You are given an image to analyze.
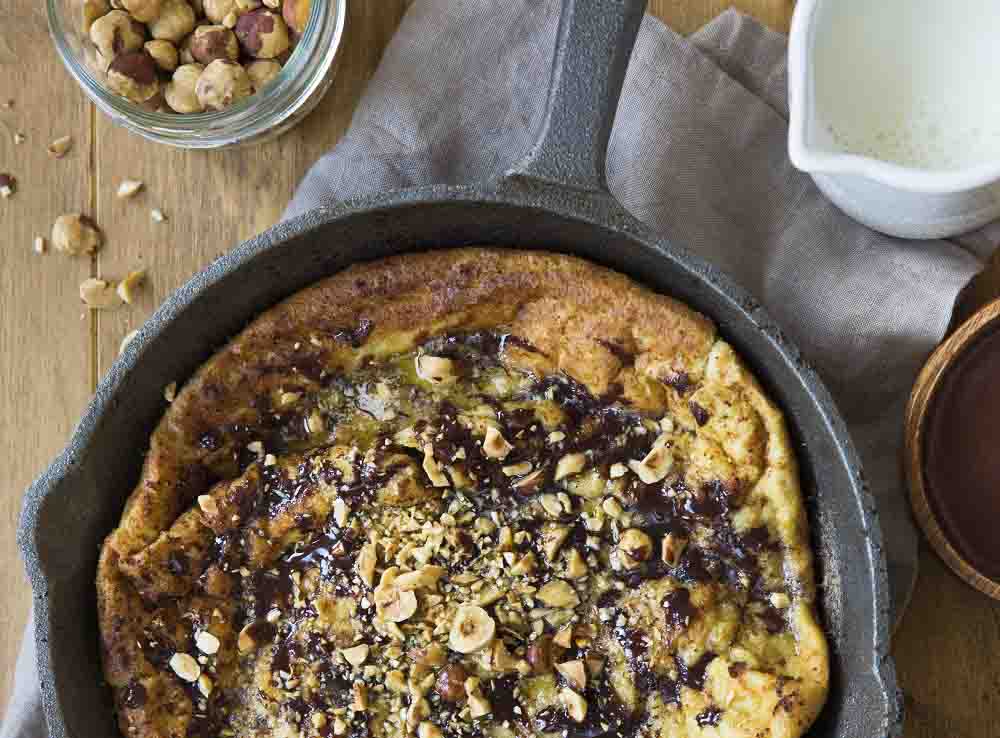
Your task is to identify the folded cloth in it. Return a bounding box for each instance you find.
[5,3,988,736]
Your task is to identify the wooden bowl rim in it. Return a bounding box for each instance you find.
[905,297,1000,600]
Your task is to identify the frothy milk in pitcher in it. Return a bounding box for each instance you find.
[813,0,1000,170]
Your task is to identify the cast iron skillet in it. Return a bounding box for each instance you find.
[19,1,901,737]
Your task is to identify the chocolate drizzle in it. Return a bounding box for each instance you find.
[696,707,723,727]
[663,588,697,630]
[331,319,373,348]
[130,329,800,738]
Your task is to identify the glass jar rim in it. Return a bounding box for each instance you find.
[48,0,346,147]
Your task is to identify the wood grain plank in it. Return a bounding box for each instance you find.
[649,0,793,34]
[894,548,1000,738]
[0,0,94,712]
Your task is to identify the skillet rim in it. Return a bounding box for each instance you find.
[18,179,901,738]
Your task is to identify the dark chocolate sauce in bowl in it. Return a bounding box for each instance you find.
[924,326,1000,582]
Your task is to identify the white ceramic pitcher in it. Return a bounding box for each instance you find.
[788,0,1000,239]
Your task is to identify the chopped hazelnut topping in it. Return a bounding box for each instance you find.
[482,426,513,459]
[341,644,369,667]
[536,579,580,608]
[628,435,674,484]
[197,494,219,517]
[375,585,418,623]
[556,659,587,690]
[194,630,221,655]
[561,688,588,723]
[553,624,574,648]
[619,528,653,569]
[415,354,456,384]
[770,592,791,609]
[502,461,532,477]
[543,525,571,561]
[197,674,214,698]
[422,444,450,487]
[554,452,586,480]
[169,653,201,682]
[661,532,687,567]
[448,605,495,654]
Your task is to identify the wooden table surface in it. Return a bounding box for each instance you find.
[2,1,998,735]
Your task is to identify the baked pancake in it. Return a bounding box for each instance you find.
[97,249,829,738]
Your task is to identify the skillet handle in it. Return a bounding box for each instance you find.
[506,0,648,194]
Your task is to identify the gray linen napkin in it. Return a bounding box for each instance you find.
[5,3,988,736]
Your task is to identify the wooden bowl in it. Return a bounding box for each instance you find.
[905,297,1000,599]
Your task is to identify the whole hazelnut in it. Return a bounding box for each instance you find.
[144,39,179,71]
[82,0,111,33]
[282,0,309,35]
[89,9,146,59]
[246,59,281,91]
[106,51,161,103]
[189,25,239,64]
[178,34,196,64]
[165,63,205,113]
[526,635,554,674]
[52,214,103,255]
[195,59,252,110]
[435,664,467,703]
[235,9,289,59]
[202,0,236,24]
[148,0,196,42]
[120,0,162,22]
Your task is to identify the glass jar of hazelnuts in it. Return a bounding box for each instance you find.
[48,0,345,148]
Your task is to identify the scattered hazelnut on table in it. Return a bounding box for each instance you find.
[80,278,121,309]
[117,269,146,303]
[189,25,239,64]
[0,174,15,199]
[144,39,179,72]
[52,214,103,255]
[165,63,205,112]
[235,9,289,58]
[90,10,146,60]
[246,59,281,91]
[282,0,308,35]
[195,59,252,110]
[116,179,145,198]
[148,0,196,42]
[107,51,161,103]
[47,135,74,158]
